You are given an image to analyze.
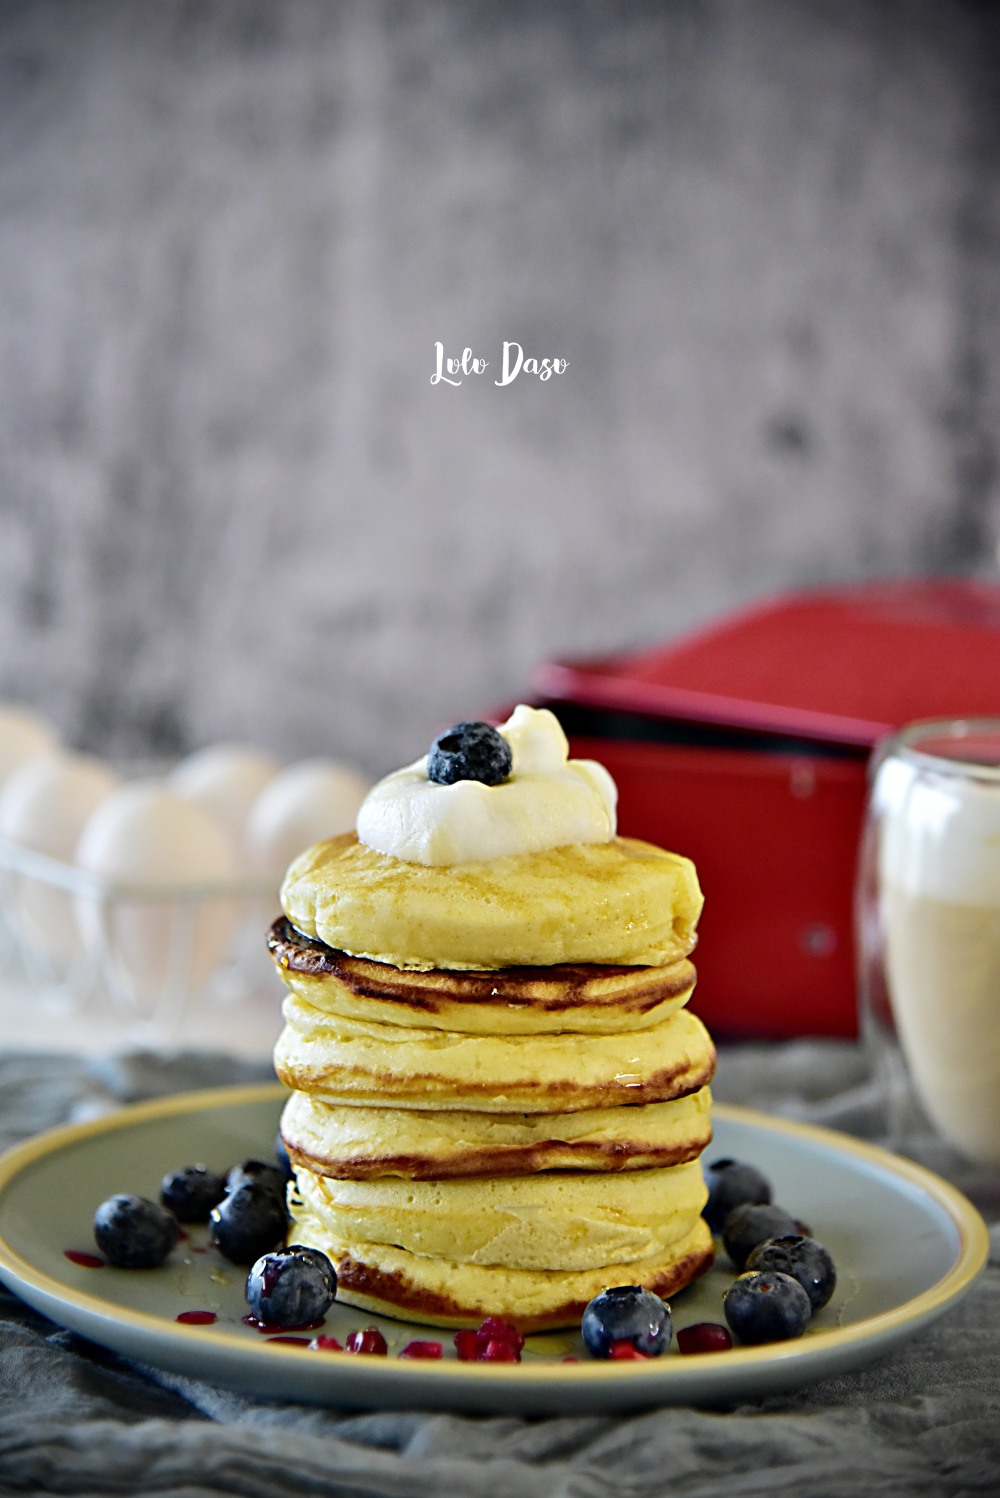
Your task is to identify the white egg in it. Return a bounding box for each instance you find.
[74,783,240,1018]
[167,743,281,845]
[0,703,60,787]
[0,751,120,965]
[245,758,372,877]
[0,751,119,857]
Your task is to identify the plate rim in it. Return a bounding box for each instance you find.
[0,1084,990,1392]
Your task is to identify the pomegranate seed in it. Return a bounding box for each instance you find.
[677,1322,733,1356]
[562,1356,580,1364]
[453,1319,524,1362]
[453,1329,480,1362]
[478,1316,523,1347]
[480,1337,520,1363]
[308,1334,344,1352]
[63,1251,104,1269]
[398,1340,443,1359]
[608,1340,651,1360]
[346,1327,388,1356]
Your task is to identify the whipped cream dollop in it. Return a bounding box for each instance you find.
[356,704,617,865]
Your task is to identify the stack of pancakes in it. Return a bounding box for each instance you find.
[269,829,716,1332]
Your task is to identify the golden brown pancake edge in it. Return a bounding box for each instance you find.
[310,1222,715,1332]
[279,1087,714,1180]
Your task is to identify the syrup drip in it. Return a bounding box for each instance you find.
[176,1310,218,1326]
[64,1250,104,1269]
[242,1314,326,1334]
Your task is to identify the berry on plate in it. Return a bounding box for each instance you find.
[274,1133,293,1180]
[210,1181,289,1265]
[454,1317,525,1363]
[722,1202,798,1270]
[746,1234,837,1312]
[702,1157,772,1234]
[346,1327,388,1356]
[723,1270,812,1344]
[225,1158,288,1200]
[245,1245,337,1327]
[581,1285,672,1359]
[676,1322,733,1355]
[93,1194,180,1269]
[160,1164,226,1224]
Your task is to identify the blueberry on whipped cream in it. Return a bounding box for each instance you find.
[355,704,617,866]
[427,721,513,786]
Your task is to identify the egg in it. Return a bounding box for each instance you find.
[0,751,120,965]
[167,743,281,846]
[245,758,372,878]
[74,782,240,1018]
[0,703,60,787]
[0,750,120,858]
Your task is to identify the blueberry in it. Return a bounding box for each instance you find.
[746,1234,837,1312]
[210,1181,289,1265]
[723,1202,798,1270]
[274,1133,293,1180]
[723,1270,812,1344]
[94,1194,180,1269]
[225,1158,287,1201]
[160,1164,226,1224]
[426,722,512,787]
[245,1245,337,1327]
[580,1285,672,1359]
[702,1157,772,1234]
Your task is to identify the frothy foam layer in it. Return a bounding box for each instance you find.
[356,705,616,865]
[875,746,1000,1163]
[877,755,1000,906]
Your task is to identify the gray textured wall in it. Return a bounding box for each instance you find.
[1,0,998,774]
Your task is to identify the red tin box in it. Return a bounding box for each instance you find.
[532,579,1000,1041]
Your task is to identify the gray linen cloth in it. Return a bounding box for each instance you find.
[1,1044,998,1498]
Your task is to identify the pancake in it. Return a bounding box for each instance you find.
[287,1209,714,1331]
[294,1157,707,1271]
[279,1085,713,1179]
[268,917,697,1035]
[280,831,703,970]
[271,708,717,1332]
[273,997,716,1112]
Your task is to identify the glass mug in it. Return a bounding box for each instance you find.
[857,719,1000,1168]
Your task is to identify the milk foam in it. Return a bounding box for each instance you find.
[356,704,617,865]
[874,748,1000,1163]
[876,755,1000,906]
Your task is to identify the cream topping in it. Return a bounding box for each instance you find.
[355,704,617,865]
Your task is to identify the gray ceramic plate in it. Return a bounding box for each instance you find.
[0,1085,988,1414]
